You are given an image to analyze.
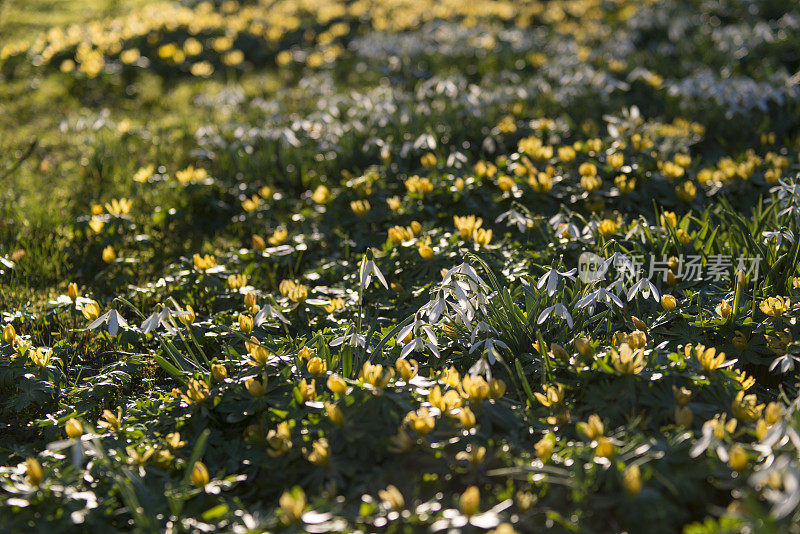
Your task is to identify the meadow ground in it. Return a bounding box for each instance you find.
[2,0,800,532]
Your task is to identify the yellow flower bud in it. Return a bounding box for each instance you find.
[252,234,266,251]
[190,461,209,487]
[675,405,693,427]
[378,485,405,510]
[102,245,116,263]
[25,458,43,486]
[68,282,79,301]
[489,379,506,399]
[622,465,642,495]
[395,358,418,382]
[245,377,267,397]
[325,403,344,426]
[211,363,227,381]
[307,357,327,376]
[65,418,83,439]
[728,445,748,471]
[595,437,615,459]
[661,295,677,310]
[327,374,347,395]
[460,486,480,516]
[3,324,16,344]
[238,313,253,334]
[82,300,100,322]
[279,488,306,523]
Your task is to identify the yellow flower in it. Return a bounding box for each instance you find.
[193,253,216,272]
[395,358,418,382]
[268,228,288,246]
[104,198,132,216]
[728,445,748,471]
[297,378,316,402]
[661,295,677,310]
[406,407,435,435]
[176,165,207,185]
[166,432,187,450]
[420,152,437,168]
[387,196,402,212]
[182,379,210,404]
[731,390,764,423]
[660,211,677,228]
[765,402,784,425]
[324,297,345,314]
[405,175,434,194]
[246,336,270,366]
[489,379,506,399]
[102,245,116,263]
[325,403,344,426]
[418,242,434,260]
[454,215,483,239]
[98,407,122,431]
[455,406,476,429]
[307,357,326,376]
[715,301,732,319]
[350,199,371,216]
[732,330,748,351]
[311,185,331,204]
[190,461,209,488]
[456,445,486,466]
[535,435,555,462]
[378,485,405,510]
[760,296,790,317]
[305,438,330,465]
[279,488,306,523]
[267,422,293,457]
[327,374,347,395]
[672,385,692,406]
[68,282,79,301]
[89,217,105,233]
[211,363,227,381]
[238,313,253,334]
[597,218,618,236]
[675,405,693,427]
[3,323,16,344]
[534,383,565,407]
[460,486,480,516]
[473,228,492,246]
[687,344,726,372]
[25,458,43,486]
[577,414,604,440]
[31,347,52,368]
[622,465,642,495]
[607,152,624,168]
[245,377,268,397]
[360,361,394,388]
[428,385,462,412]
[610,343,645,374]
[579,162,597,177]
[595,437,615,459]
[497,175,516,191]
[252,234,266,251]
[676,181,697,201]
[462,375,490,401]
[65,418,83,439]
[287,283,308,303]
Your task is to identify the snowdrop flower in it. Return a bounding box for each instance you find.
[359,252,389,291]
[537,267,577,297]
[537,303,574,329]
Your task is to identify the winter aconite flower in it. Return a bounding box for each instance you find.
[190,461,209,488]
[280,488,306,523]
[25,458,43,486]
[610,343,645,375]
[65,418,83,439]
[460,486,480,516]
[378,485,405,510]
[760,296,790,317]
[622,465,642,495]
